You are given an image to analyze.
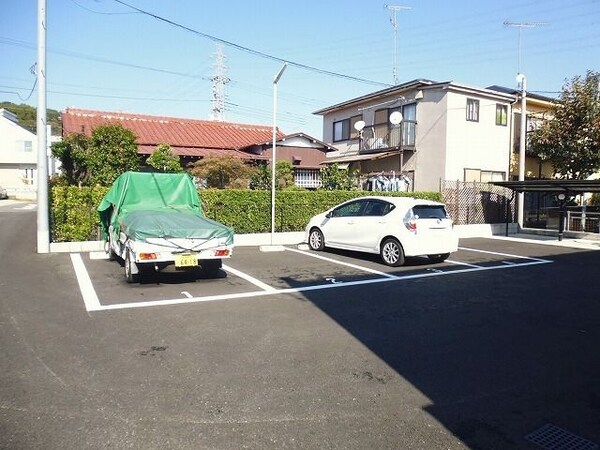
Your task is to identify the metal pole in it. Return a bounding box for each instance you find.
[517,73,527,228]
[37,0,49,253]
[271,63,287,245]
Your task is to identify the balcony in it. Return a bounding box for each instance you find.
[359,121,416,153]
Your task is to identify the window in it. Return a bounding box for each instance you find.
[495,104,507,126]
[332,200,365,217]
[333,115,362,142]
[294,169,321,188]
[464,168,505,182]
[466,99,479,122]
[412,205,449,220]
[364,200,394,217]
[16,140,33,152]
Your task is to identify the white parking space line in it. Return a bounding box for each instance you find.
[446,259,482,268]
[459,246,552,263]
[285,247,399,279]
[70,253,102,312]
[72,246,554,313]
[222,264,277,292]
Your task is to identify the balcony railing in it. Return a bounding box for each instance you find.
[359,121,416,152]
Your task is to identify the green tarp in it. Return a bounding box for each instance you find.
[98,171,233,244]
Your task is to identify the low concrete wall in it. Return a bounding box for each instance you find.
[454,222,519,238]
[49,224,517,253]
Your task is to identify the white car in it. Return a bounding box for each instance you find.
[305,196,458,266]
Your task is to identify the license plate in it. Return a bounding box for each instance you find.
[175,253,198,267]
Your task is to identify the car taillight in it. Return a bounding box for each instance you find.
[404,219,417,233]
[214,249,230,257]
[139,253,157,260]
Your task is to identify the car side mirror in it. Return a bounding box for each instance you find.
[326,211,333,218]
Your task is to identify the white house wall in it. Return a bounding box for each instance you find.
[444,91,511,184]
[408,89,449,191]
[0,115,38,197]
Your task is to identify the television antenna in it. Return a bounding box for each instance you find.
[503,20,549,74]
[385,4,411,85]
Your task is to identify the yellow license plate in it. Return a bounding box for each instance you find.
[175,253,198,267]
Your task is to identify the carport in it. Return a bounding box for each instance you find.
[492,179,600,241]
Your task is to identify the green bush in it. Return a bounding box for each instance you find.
[50,186,442,242]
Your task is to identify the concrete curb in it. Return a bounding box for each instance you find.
[47,223,600,253]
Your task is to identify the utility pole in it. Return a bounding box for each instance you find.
[385,4,411,85]
[503,20,548,74]
[37,0,49,253]
[504,20,547,228]
[210,44,230,121]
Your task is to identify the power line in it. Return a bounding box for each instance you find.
[112,0,391,88]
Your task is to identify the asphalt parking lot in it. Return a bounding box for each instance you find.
[2,206,599,450]
[75,242,555,313]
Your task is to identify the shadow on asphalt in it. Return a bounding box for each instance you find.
[283,248,600,449]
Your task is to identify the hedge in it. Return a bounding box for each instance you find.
[50,186,442,242]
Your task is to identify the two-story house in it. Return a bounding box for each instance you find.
[0,108,38,198]
[315,79,521,192]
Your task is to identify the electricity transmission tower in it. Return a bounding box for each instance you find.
[503,20,549,74]
[210,44,230,121]
[385,4,411,85]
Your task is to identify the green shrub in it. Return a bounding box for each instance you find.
[50,186,442,242]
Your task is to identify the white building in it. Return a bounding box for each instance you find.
[314,79,520,192]
[0,109,38,199]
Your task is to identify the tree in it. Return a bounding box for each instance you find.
[528,70,600,179]
[0,101,61,135]
[248,161,296,190]
[51,132,91,186]
[86,124,140,186]
[320,163,359,190]
[146,143,183,173]
[249,164,271,190]
[190,155,252,189]
[275,160,295,189]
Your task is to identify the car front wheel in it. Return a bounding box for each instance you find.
[380,237,405,267]
[308,228,325,251]
[125,250,140,283]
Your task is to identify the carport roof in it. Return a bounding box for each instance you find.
[492,179,600,193]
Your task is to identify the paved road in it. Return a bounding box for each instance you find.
[1,205,599,449]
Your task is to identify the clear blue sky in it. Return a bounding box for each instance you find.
[1,0,598,138]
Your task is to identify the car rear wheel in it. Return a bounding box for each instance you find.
[427,253,450,263]
[202,259,222,278]
[380,237,405,267]
[125,250,139,283]
[308,228,325,251]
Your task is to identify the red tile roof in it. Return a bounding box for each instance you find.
[61,108,283,156]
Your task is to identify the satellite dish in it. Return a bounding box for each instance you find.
[389,111,403,125]
[354,120,365,131]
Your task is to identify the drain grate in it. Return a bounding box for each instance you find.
[526,423,598,450]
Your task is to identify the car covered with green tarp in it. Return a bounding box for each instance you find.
[98,171,234,282]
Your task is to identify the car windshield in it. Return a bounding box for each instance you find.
[412,205,448,219]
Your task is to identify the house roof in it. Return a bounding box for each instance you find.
[247,132,337,152]
[137,145,265,160]
[313,79,435,115]
[492,179,600,193]
[486,85,557,104]
[62,108,284,155]
[313,78,519,115]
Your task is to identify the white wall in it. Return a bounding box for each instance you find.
[0,115,38,197]
[444,91,511,182]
